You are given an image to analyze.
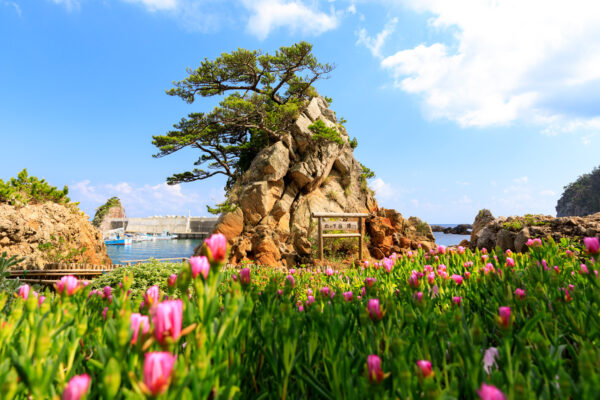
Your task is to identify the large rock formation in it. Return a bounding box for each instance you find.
[367,209,435,259]
[207,96,433,266]
[93,197,126,232]
[556,166,600,217]
[469,210,600,252]
[0,202,112,268]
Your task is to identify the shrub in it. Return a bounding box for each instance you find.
[0,169,70,207]
[308,119,344,146]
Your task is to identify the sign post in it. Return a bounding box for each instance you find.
[311,212,369,261]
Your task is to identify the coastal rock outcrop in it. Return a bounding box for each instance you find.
[556,165,600,217]
[469,210,600,252]
[0,202,112,268]
[93,197,126,232]
[431,224,472,234]
[205,96,434,266]
[367,209,435,259]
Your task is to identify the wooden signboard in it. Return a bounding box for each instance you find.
[311,212,370,261]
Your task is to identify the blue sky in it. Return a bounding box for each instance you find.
[1,0,598,223]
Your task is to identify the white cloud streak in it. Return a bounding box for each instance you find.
[356,17,397,58]
[71,180,224,218]
[379,0,600,132]
[242,0,340,40]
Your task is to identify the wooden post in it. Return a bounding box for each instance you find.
[358,216,363,260]
[318,216,323,260]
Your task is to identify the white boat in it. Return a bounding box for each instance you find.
[153,231,178,240]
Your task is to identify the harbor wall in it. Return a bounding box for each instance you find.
[107,216,219,235]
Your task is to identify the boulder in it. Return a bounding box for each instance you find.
[471,209,495,245]
[0,202,111,269]
[213,208,244,242]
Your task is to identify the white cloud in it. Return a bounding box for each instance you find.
[371,177,395,199]
[121,0,177,12]
[71,180,224,218]
[3,1,21,16]
[380,0,600,131]
[50,0,80,11]
[356,17,397,58]
[242,0,340,40]
[347,4,356,14]
[455,180,469,186]
[540,189,557,197]
[513,176,528,184]
[455,194,472,205]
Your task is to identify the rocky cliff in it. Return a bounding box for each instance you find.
[0,202,112,268]
[469,209,600,252]
[92,197,126,232]
[208,96,434,266]
[556,166,600,217]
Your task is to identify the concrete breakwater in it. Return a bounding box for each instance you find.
[105,216,218,238]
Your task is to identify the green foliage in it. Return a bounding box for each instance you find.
[349,136,358,149]
[206,200,238,215]
[359,163,375,193]
[92,197,121,228]
[323,96,333,104]
[153,42,334,191]
[0,169,70,207]
[2,238,600,398]
[503,214,550,232]
[0,252,22,296]
[557,165,600,216]
[308,119,344,146]
[91,261,182,299]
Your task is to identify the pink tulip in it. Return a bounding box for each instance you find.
[286,275,295,288]
[383,258,393,273]
[452,296,462,306]
[514,288,526,299]
[38,295,46,305]
[481,247,488,254]
[506,257,515,267]
[457,246,465,254]
[239,268,251,285]
[367,299,383,321]
[364,260,369,268]
[130,313,150,345]
[320,287,331,297]
[289,268,296,274]
[365,277,377,288]
[465,271,471,279]
[580,264,589,274]
[298,305,304,312]
[437,245,446,254]
[584,237,600,254]
[427,271,435,284]
[451,274,463,285]
[414,291,423,303]
[498,306,511,328]
[103,286,112,299]
[189,256,210,279]
[325,268,334,276]
[306,295,315,306]
[144,286,160,307]
[102,307,108,320]
[416,360,433,378]
[17,284,31,300]
[367,355,384,383]
[477,383,506,400]
[144,352,176,396]
[204,233,227,262]
[168,274,177,287]
[153,300,183,344]
[56,275,79,296]
[62,374,91,400]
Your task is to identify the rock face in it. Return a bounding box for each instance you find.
[556,166,600,217]
[469,210,600,252]
[206,96,434,266]
[367,209,435,259]
[97,202,126,232]
[431,224,472,234]
[0,202,112,268]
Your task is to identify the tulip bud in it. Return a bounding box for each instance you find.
[367,355,384,383]
[498,306,511,329]
[416,360,433,378]
[143,352,176,396]
[477,383,506,400]
[62,374,91,400]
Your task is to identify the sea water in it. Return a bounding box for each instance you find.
[106,239,202,264]
[431,224,471,247]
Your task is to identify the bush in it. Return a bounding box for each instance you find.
[91,261,183,299]
[308,119,344,146]
[0,169,70,207]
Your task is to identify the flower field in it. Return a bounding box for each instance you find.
[2,235,600,399]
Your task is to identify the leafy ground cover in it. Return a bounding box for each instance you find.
[1,235,600,399]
